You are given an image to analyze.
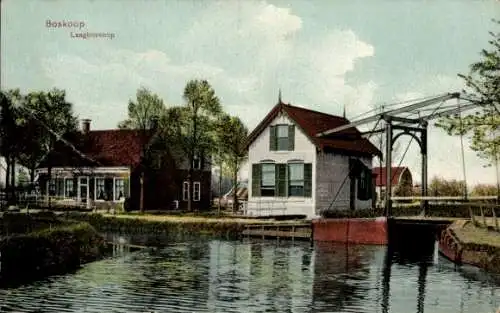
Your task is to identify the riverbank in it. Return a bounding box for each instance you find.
[0,213,107,285]
[439,220,500,273]
[63,212,309,239]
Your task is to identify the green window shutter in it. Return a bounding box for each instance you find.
[252,164,261,197]
[288,125,295,151]
[269,126,277,151]
[304,163,312,197]
[276,164,287,197]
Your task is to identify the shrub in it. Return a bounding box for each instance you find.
[0,222,106,282]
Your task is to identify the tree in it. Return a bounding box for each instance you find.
[17,89,78,183]
[436,20,500,167]
[471,183,498,196]
[118,87,167,213]
[0,90,20,198]
[428,176,467,197]
[213,114,231,214]
[218,115,248,212]
[182,79,222,211]
[118,87,166,131]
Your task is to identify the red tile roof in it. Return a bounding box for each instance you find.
[372,166,409,187]
[38,129,151,168]
[246,101,381,156]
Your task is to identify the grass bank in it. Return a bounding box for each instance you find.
[63,212,307,238]
[0,214,107,285]
[447,221,500,273]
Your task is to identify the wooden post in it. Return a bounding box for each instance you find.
[481,206,486,227]
[469,206,475,225]
[493,207,499,231]
[139,172,144,213]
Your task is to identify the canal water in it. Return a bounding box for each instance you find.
[0,234,499,313]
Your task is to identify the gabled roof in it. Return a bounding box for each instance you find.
[245,101,381,157]
[372,166,410,187]
[38,129,151,168]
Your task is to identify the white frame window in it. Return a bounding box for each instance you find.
[77,176,89,203]
[64,178,74,198]
[261,163,276,197]
[276,125,289,151]
[94,177,106,201]
[193,182,201,201]
[114,178,125,201]
[288,163,304,197]
[183,181,189,201]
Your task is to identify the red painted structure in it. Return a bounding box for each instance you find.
[312,218,388,245]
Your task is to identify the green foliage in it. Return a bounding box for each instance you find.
[394,170,413,197]
[0,88,78,181]
[428,176,467,196]
[0,218,105,283]
[471,183,499,196]
[65,213,246,239]
[435,20,500,165]
[320,203,489,218]
[214,114,249,210]
[117,87,166,130]
[182,80,222,210]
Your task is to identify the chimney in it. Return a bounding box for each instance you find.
[81,119,91,134]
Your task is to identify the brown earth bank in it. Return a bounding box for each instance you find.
[0,212,107,286]
[439,220,500,274]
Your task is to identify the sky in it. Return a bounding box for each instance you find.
[1,0,499,186]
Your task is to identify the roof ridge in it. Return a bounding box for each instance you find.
[285,103,348,121]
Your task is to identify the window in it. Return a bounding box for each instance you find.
[261,163,276,197]
[56,178,64,197]
[95,178,106,200]
[64,178,74,198]
[193,182,201,201]
[270,125,294,151]
[193,155,201,170]
[48,179,56,196]
[114,178,125,201]
[288,163,304,196]
[183,181,189,201]
[276,125,289,151]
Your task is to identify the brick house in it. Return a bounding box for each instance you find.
[245,99,381,218]
[372,166,413,203]
[35,119,211,211]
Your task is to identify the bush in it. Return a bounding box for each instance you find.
[319,204,497,219]
[64,213,246,239]
[0,222,106,282]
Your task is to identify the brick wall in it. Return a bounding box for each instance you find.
[312,218,388,245]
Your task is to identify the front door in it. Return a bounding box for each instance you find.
[78,176,89,203]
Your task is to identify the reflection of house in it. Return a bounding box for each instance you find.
[246,99,381,218]
[35,119,211,210]
[372,166,413,201]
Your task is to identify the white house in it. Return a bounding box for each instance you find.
[245,99,381,219]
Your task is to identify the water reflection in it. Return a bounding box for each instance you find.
[0,235,498,313]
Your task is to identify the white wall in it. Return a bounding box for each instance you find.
[247,112,317,218]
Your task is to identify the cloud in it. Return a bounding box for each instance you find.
[41,0,376,133]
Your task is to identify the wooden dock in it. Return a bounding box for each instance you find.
[242,222,312,240]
